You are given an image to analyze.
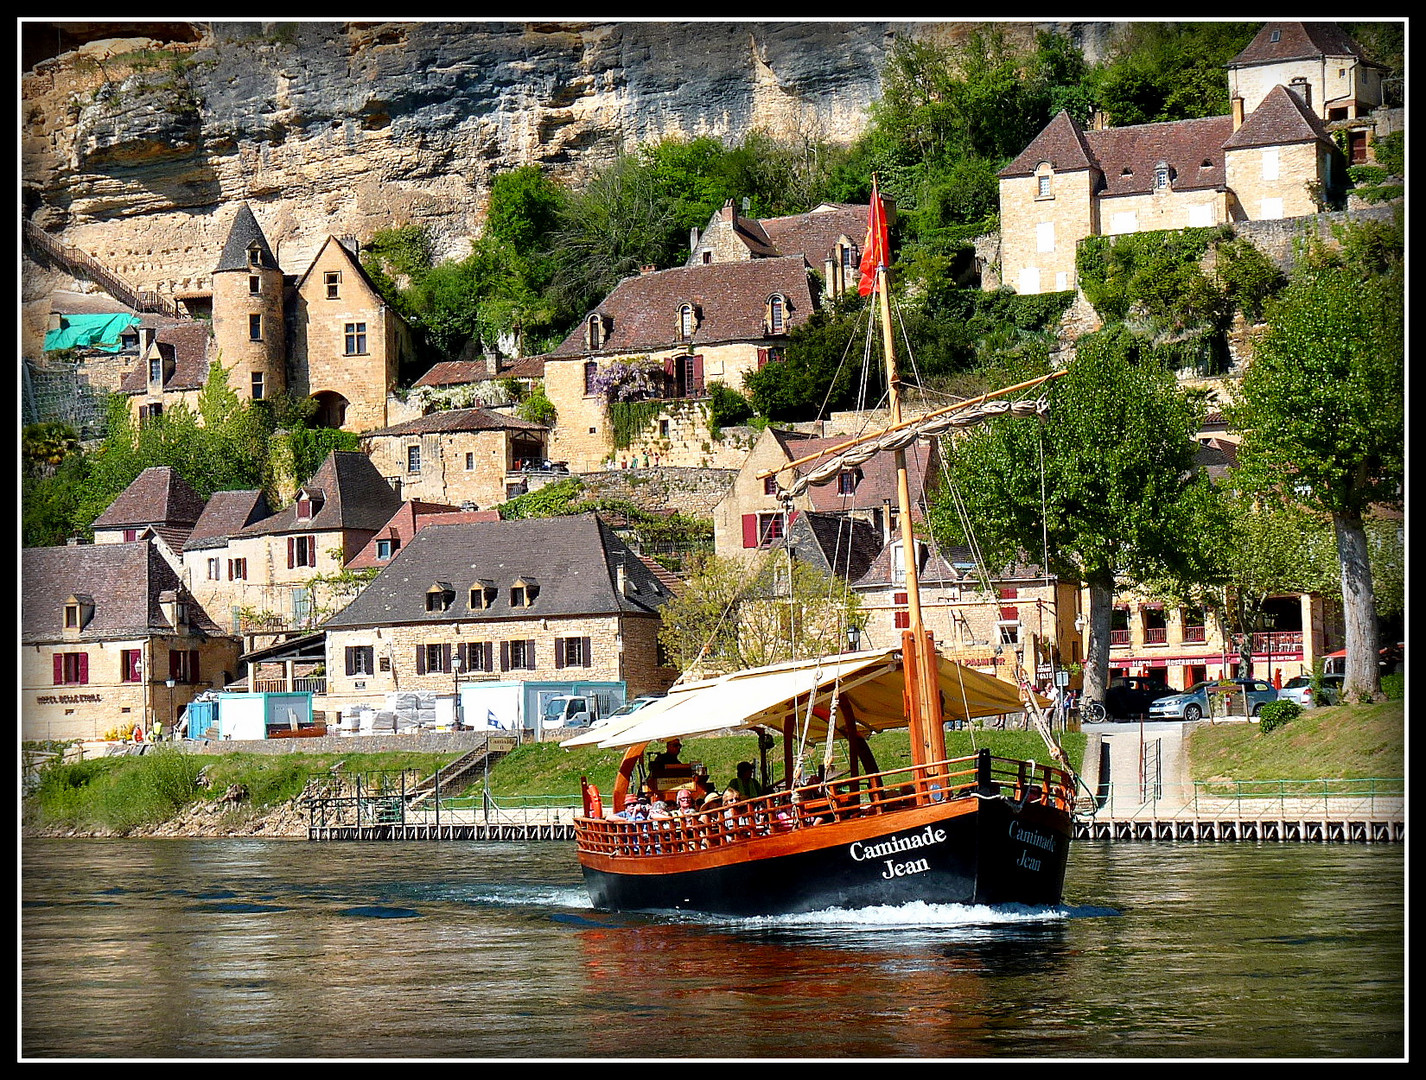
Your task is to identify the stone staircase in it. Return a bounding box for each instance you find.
[406,736,517,809]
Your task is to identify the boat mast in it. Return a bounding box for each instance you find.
[867,192,946,775]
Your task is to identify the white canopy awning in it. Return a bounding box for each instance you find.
[564,648,1041,751]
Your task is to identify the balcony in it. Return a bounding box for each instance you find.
[1144,627,1168,646]
[1183,625,1207,643]
[1253,631,1303,655]
[1110,630,1131,647]
[248,676,327,695]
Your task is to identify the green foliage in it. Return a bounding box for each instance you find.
[1213,237,1286,322]
[22,422,80,478]
[707,381,754,431]
[485,164,567,250]
[1231,223,1405,519]
[1077,227,1225,328]
[1371,131,1404,177]
[498,477,586,520]
[1257,699,1303,734]
[743,303,878,421]
[26,748,201,833]
[515,383,557,426]
[284,426,361,488]
[1090,23,1260,126]
[608,399,663,450]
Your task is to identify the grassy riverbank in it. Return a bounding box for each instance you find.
[22,700,1403,837]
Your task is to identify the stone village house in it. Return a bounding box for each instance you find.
[121,203,416,432]
[318,514,679,723]
[994,21,1386,296]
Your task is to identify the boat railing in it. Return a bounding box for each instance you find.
[575,753,1075,857]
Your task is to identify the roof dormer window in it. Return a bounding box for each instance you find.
[248,244,264,268]
[63,594,94,632]
[510,576,539,608]
[1154,162,1170,190]
[470,579,498,611]
[1035,162,1053,199]
[765,294,787,336]
[295,490,324,521]
[587,313,606,350]
[426,581,455,613]
[1270,29,1280,43]
[678,304,700,341]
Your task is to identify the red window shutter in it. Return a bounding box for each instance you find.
[690,354,704,395]
[53,655,64,685]
[758,347,769,370]
[483,642,494,672]
[895,611,910,629]
[554,638,565,669]
[442,644,451,673]
[77,653,88,685]
[582,637,592,667]
[287,537,295,569]
[1000,606,1018,621]
[741,514,758,549]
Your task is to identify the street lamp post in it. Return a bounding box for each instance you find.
[164,677,176,742]
[450,654,463,731]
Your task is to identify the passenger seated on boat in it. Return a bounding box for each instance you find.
[672,789,697,815]
[648,797,672,818]
[615,793,648,821]
[726,761,765,800]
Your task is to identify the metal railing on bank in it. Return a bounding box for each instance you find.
[1086,777,1404,823]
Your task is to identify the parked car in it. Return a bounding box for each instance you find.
[590,694,665,729]
[1149,678,1279,722]
[1103,676,1173,719]
[1278,674,1344,708]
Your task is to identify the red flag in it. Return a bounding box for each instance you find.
[857,181,889,297]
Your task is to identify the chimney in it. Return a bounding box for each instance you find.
[1231,96,1245,131]
[640,265,656,275]
[690,226,700,250]
[1289,77,1311,112]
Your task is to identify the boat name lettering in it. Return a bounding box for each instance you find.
[1008,822,1057,852]
[849,825,947,863]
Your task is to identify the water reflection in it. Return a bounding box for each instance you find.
[21,838,1403,1060]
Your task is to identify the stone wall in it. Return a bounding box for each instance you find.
[578,466,738,518]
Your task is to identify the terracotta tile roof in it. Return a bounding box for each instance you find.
[547,256,815,358]
[758,204,868,266]
[118,322,214,393]
[323,513,671,628]
[345,501,501,570]
[1229,22,1376,68]
[184,489,273,551]
[1086,115,1235,195]
[412,356,547,387]
[92,466,207,535]
[235,450,402,538]
[362,407,548,438]
[1223,84,1335,150]
[1000,109,1099,178]
[21,540,224,642]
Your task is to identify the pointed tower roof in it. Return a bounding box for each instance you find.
[214,203,280,274]
[1223,84,1335,150]
[999,110,1099,178]
[1229,22,1378,69]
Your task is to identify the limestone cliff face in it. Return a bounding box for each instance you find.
[22,20,1117,325]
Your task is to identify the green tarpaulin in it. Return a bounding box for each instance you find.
[44,313,140,354]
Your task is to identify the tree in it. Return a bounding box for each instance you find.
[932,332,1214,705]
[657,554,862,677]
[1229,223,1405,701]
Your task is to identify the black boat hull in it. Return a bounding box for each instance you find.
[581,794,1071,916]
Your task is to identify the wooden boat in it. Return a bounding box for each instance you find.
[564,181,1077,915]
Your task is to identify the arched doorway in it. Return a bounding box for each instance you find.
[311,390,349,430]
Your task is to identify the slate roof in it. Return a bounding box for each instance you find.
[234,451,403,538]
[118,322,214,394]
[362,407,549,438]
[546,256,816,358]
[91,467,207,551]
[214,202,280,273]
[183,489,273,552]
[1229,22,1379,68]
[1222,84,1336,151]
[784,511,884,585]
[323,513,671,629]
[21,541,223,642]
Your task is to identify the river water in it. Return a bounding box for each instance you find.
[21,837,1404,1060]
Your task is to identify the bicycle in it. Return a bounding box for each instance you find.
[1079,699,1107,724]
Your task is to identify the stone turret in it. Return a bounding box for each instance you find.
[210,203,287,404]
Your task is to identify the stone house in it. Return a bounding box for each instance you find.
[538,255,817,472]
[211,450,404,631]
[121,203,416,433]
[360,406,550,508]
[687,198,874,301]
[21,540,240,742]
[182,488,274,634]
[318,514,679,720]
[997,21,1369,296]
[89,465,207,561]
[712,426,938,564]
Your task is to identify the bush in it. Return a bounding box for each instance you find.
[1380,673,1403,701]
[1257,699,1302,733]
